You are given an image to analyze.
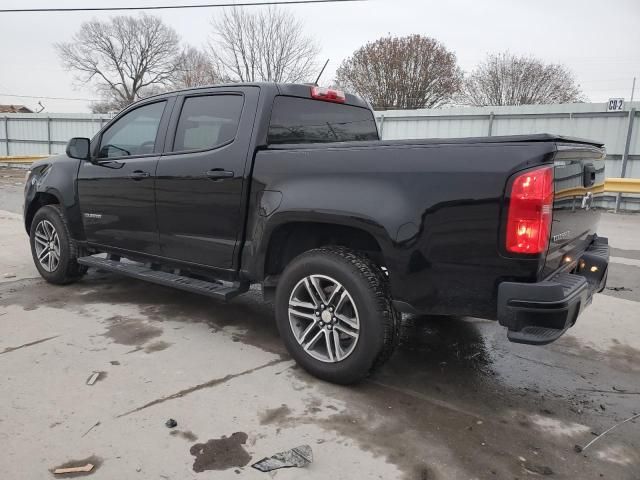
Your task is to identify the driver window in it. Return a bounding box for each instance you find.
[98,101,166,158]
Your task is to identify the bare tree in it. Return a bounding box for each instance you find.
[335,35,462,110]
[89,99,123,114]
[56,14,182,110]
[210,7,319,83]
[172,46,222,88]
[460,52,585,106]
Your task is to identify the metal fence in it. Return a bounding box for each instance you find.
[375,101,640,211]
[2,103,639,209]
[0,113,113,156]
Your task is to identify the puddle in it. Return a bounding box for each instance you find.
[143,340,171,353]
[102,315,162,346]
[259,404,292,425]
[189,432,251,472]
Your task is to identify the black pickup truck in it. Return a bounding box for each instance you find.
[24,83,609,384]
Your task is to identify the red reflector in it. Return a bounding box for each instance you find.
[310,86,346,103]
[506,165,554,254]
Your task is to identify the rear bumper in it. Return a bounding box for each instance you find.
[497,236,609,345]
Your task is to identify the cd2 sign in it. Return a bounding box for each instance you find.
[607,98,624,111]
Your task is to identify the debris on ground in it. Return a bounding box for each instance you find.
[578,387,640,395]
[54,463,94,474]
[606,286,632,292]
[81,421,100,438]
[574,413,640,453]
[170,430,198,441]
[252,445,313,472]
[3,273,16,279]
[522,461,554,476]
[51,456,102,476]
[86,372,100,386]
[165,418,178,428]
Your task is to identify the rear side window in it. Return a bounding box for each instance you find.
[268,96,378,145]
[172,94,244,152]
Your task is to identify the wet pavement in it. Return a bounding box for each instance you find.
[0,167,26,215]
[0,186,639,479]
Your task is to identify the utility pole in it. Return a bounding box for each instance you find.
[615,77,637,212]
[613,77,637,212]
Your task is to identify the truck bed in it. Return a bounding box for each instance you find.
[265,133,604,150]
[252,134,606,320]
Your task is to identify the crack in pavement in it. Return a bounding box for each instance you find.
[117,358,290,418]
[0,335,59,355]
[368,379,482,420]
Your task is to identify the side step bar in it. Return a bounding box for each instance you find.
[77,256,248,301]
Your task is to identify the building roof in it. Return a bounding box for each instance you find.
[0,104,34,113]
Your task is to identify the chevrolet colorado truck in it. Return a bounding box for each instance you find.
[24,83,609,384]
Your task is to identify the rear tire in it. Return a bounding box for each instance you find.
[275,247,399,384]
[29,205,87,285]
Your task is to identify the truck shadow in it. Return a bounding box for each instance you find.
[373,314,497,401]
[396,314,490,374]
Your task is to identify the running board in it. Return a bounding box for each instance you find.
[77,256,248,301]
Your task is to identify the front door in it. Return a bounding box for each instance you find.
[155,88,258,269]
[78,100,170,255]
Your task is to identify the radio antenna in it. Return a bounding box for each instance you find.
[314,59,330,85]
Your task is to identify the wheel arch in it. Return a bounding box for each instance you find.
[259,214,391,281]
[25,191,62,234]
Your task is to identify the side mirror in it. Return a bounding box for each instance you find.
[66,137,91,160]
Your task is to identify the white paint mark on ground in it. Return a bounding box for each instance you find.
[529,414,590,437]
[595,445,637,466]
[610,256,640,268]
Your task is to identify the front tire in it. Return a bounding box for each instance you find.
[29,205,87,285]
[275,247,399,384]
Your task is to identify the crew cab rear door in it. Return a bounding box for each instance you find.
[155,86,259,269]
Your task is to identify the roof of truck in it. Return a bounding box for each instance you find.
[142,82,372,109]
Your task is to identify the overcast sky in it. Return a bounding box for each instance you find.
[0,0,638,113]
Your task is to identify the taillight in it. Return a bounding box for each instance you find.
[505,165,554,254]
[310,86,345,103]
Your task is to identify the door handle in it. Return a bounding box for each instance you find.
[129,170,150,180]
[206,169,234,180]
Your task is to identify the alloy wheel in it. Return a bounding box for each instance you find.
[288,274,360,363]
[34,219,61,272]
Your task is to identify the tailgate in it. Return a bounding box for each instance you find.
[542,143,606,278]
